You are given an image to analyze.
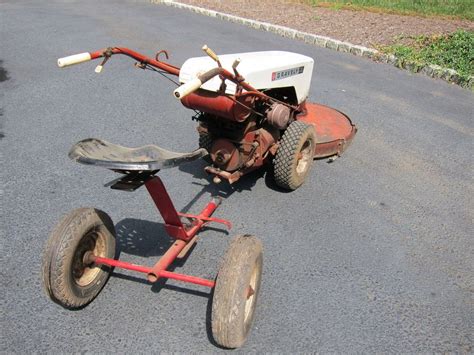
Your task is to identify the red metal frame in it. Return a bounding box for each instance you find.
[89,47,181,76]
[90,176,228,288]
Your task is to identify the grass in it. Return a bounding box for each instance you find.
[379,30,474,84]
[308,0,474,20]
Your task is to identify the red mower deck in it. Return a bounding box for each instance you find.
[298,103,357,158]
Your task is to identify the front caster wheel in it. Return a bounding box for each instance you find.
[41,207,116,309]
[211,235,263,348]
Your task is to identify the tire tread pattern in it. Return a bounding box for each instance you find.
[41,208,115,309]
[273,120,315,190]
[211,235,263,348]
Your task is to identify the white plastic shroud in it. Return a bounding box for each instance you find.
[178,51,314,104]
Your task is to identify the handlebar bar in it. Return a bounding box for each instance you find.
[56,47,180,76]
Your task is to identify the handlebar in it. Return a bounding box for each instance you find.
[173,66,268,102]
[174,78,203,99]
[173,68,225,100]
[57,53,92,68]
[57,46,277,105]
[56,47,180,76]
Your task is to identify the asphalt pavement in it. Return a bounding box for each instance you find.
[1,0,473,352]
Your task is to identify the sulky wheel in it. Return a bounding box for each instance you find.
[41,207,116,309]
[273,120,316,190]
[211,235,263,348]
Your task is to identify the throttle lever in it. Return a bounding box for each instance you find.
[95,47,114,74]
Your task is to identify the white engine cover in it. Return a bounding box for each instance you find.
[179,51,314,104]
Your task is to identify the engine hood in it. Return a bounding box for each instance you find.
[179,51,314,104]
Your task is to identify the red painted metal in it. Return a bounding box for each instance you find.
[142,176,222,283]
[297,102,357,158]
[246,128,278,168]
[147,240,187,282]
[89,47,180,76]
[159,271,215,288]
[184,198,220,237]
[181,91,252,122]
[210,139,241,171]
[89,177,224,288]
[178,212,232,230]
[144,175,220,241]
[93,255,152,274]
[145,177,188,240]
[91,256,215,288]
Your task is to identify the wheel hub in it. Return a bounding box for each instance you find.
[244,263,258,324]
[296,140,312,175]
[72,230,106,287]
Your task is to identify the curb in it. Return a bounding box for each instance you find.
[152,0,473,90]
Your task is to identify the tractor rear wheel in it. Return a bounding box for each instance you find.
[41,207,116,309]
[211,235,263,348]
[273,120,316,190]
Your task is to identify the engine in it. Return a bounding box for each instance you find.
[178,50,314,182]
[184,90,294,179]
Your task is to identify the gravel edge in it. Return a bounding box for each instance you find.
[152,0,473,90]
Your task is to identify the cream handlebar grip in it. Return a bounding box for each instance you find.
[57,52,92,68]
[173,78,203,99]
[202,45,219,62]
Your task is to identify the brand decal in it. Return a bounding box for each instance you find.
[271,66,304,81]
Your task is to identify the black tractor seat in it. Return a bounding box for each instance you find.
[69,138,207,171]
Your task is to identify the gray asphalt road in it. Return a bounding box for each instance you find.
[1,0,473,352]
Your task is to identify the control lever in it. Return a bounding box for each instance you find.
[95,47,113,74]
[232,58,242,77]
[202,45,221,67]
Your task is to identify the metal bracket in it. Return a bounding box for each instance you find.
[178,212,232,230]
[107,170,158,191]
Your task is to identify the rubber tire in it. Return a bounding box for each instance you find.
[41,207,116,309]
[211,235,263,348]
[273,120,316,190]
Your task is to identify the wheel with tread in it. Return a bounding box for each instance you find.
[273,120,316,190]
[41,207,116,309]
[211,235,263,348]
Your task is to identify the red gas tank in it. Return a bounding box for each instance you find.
[180,90,252,122]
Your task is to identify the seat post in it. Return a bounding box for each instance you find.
[144,176,189,240]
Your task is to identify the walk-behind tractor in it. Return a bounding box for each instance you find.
[42,45,356,348]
